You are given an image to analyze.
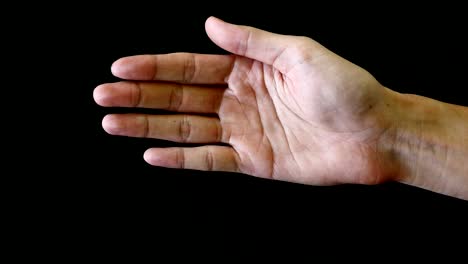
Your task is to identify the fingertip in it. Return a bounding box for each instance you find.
[143,149,154,164]
[205,16,227,39]
[205,16,240,54]
[110,57,126,78]
[102,114,120,135]
[111,56,140,78]
[111,55,155,80]
[144,148,164,166]
[205,16,222,28]
[144,148,177,168]
[93,84,110,106]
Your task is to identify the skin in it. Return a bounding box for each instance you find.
[94,17,468,200]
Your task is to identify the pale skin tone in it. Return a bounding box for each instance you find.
[94,17,468,200]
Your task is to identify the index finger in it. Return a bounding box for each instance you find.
[111,53,234,84]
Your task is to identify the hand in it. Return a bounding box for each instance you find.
[94,17,398,186]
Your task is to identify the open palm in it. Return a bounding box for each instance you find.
[94,17,396,186]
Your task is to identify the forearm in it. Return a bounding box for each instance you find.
[384,89,468,200]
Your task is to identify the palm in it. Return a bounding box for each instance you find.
[223,46,390,184]
[95,17,394,186]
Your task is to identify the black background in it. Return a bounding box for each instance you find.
[21,3,468,247]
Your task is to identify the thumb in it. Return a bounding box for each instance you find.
[205,16,293,67]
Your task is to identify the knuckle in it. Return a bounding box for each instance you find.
[216,121,223,142]
[133,82,143,107]
[179,116,191,142]
[169,85,183,111]
[205,149,214,171]
[142,115,149,138]
[176,148,186,169]
[183,53,196,83]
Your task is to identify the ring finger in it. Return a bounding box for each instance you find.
[102,114,227,143]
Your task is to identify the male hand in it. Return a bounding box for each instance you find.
[94,17,398,185]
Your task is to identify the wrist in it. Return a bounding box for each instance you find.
[379,88,468,199]
[380,91,430,183]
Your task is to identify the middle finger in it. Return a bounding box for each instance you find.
[94,81,225,113]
